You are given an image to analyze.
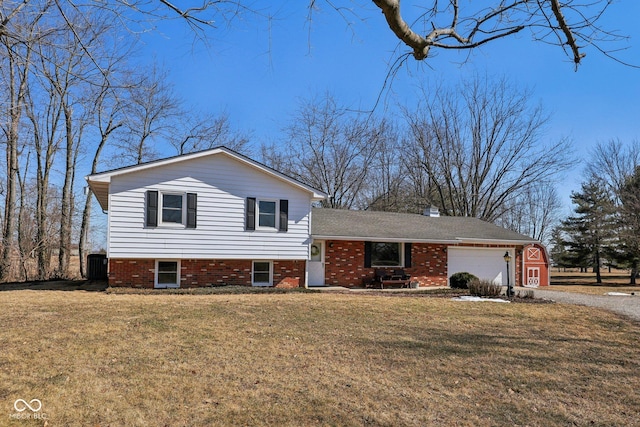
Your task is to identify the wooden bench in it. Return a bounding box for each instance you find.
[371,269,411,289]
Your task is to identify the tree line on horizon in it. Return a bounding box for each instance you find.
[551,140,640,285]
[0,1,634,283]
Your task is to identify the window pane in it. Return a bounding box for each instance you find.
[371,242,401,266]
[162,209,182,223]
[253,261,271,284]
[163,194,182,208]
[158,261,178,284]
[258,201,276,228]
[158,272,178,284]
[162,194,183,223]
[158,261,177,272]
[254,272,270,283]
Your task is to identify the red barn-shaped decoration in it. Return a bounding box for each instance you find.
[522,243,550,287]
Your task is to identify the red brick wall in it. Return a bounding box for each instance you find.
[323,240,526,288]
[323,240,449,287]
[108,259,305,289]
[109,259,155,288]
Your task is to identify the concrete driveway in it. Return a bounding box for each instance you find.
[529,288,640,322]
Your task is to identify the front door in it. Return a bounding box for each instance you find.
[308,241,325,286]
[527,267,540,287]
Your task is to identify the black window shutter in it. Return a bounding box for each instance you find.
[246,197,256,231]
[404,243,412,268]
[186,193,197,228]
[146,190,158,227]
[364,241,372,268]
[279,199,288,232]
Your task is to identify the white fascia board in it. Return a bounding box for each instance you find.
[85,147,327,200]
[311,235,460,244]
[455,238,539,245]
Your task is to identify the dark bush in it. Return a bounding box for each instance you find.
[468,279,503,297]
[449,272,478,289]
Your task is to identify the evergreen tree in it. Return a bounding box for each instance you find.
[549,227,572,271]
[560,180,617,283]
[616,166,640,284]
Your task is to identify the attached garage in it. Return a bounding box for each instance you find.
[311,208,544,288]
[447,247,513,286]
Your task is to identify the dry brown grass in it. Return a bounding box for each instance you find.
[551,271,640,295]
[1,291,639,426]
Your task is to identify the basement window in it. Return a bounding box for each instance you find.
[252,261,272,287]
[155,260,180,288]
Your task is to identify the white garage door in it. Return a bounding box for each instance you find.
[448,247,513,286]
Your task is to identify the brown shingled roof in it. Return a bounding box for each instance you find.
[311,208,536,243]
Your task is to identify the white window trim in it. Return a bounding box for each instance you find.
[371,242,404,268]
[155,259,181,288]
[256,199,278,231]
[159,192,186,227]
[252,260,273,287]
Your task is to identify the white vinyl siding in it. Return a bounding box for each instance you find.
[107,154,312,260]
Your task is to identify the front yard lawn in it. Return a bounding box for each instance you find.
[1,291,639,426]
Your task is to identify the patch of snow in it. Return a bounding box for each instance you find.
[452,296,510,303]
[605,292,635,296]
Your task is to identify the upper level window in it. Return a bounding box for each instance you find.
[245,197,288,232]
[258,200,277,228]
[162,194,184,224]
[146,190,197,228]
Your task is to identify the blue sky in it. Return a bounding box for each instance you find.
[137,1,640,213]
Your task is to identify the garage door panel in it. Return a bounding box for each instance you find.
[448,248,510,286]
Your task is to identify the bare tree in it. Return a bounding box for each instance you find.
[78,76,126,278]
[2,1,630,75]
[0,5,43,281]
[585,139,640,199]
[496,184,562,243]
[585,139,640,283]
[358,120,406,211]
[263,94,382,209]
[403,77,572,222]
[117,67,179,165]
[370,0,624,67]
[168,110,250,156]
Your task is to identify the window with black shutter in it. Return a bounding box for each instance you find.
[279,199,288,232]
[246,197,256,230]
[146,190,197,228]
[246,198,289,232]
[186,193,197,228]
[146,190,158,227]
[364,241,408,268]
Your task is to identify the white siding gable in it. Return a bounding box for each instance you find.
[107,153,314,260]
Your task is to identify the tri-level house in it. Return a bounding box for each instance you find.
[86,147,549,289]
